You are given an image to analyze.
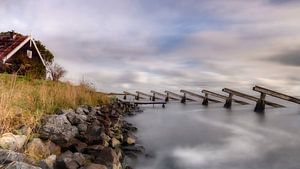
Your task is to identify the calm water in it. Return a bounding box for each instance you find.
[126,100,300,169]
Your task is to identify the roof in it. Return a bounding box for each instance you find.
[0,32,29,60]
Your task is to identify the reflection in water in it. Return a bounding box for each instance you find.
[126,102,300,169]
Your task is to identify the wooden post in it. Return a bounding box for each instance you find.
[165,93,169,102]
[181,93,186,104]
[254,93,266,113]
[123,94,127,100]
[224,93,233,109]
[152,93,156,101]
[202,93,209,106]
[136,93,140,100]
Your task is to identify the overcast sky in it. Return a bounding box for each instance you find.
[1,0,300,94]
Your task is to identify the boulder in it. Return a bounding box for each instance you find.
[39,114,78,147]
[73,153,86,166]
[5,161,41,169]
[77,123,87,133]
[85,163,107,169]
[0,133,27,151]
[111,138,120,148]
[55,151,79,169]
[125,134,136,145]
[94,147,121,169]
[66,112,87,125]
[26,138,50,160]
[0,149,34,164]
[37,155,56,169]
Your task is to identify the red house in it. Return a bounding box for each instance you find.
[0,31,47,78]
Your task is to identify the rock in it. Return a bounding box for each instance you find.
[77,123,87,133]
[39,114,78,147]
[66,112,87,125]
[125,135,136,145]
[0,133,27,151]
[15,125,32,136]
[81,144,104,155]
[55,151,79,169]
[37,155,56,169]
[48,141,61,156]
[5,161,41,169]
[73,153,86,166]
[85,163,107,169]
[57,109,74,115]
[94,147,121,169]
[0,149,34,164]
[84,125,104,145]
[111,138,120,148]
[26,138,50,160]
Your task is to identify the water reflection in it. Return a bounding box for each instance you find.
[126,102,300,169]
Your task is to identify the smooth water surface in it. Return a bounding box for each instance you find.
[126,101,300,169]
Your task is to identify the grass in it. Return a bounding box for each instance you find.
[0,74,110,134]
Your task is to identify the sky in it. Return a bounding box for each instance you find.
[1,0,300,94]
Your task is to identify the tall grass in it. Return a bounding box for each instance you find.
[0,74,109,134]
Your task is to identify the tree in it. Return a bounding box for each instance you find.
[34,40,54,64]
[48,63,66,81]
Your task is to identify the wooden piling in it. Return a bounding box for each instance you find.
[123,91,146,100]
[222,88,284,112]
[136,91,153,101]
[165,90,196,103]
[180,90,221,103]
[150,90,180,102]
[202,90,248,105]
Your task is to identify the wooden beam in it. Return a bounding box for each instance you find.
[165,90,196,102]
[253,86,300,104]
[136,91,154,101]
[222,88,284,108]
[202,90,248,105]
[150,90,179,101]
[123,91,146,100]
[180,90,221,103]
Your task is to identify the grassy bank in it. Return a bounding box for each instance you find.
[0,74,109,134]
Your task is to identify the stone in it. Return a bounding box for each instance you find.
[5,161,41,169]
[26,138,50,160]
[66,112,87,125]
[94,147,121,169]
[37,155,56,169]
[84,125,104,145]
[77,123,87,133]
[57,109,74,115]
[111,138,120,148]
[125,135,136,145]
[73,153,86,166]
[55,151,79,169]
[0,149,34,164]
[39,114,78,147]
[15,125,32,136]
[0,133,27,151]
[85,163,107,169]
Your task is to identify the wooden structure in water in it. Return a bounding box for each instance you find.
[165,90,196,103]
[201,90,248,106]
[136,91,153,100]
[150,90,179,102]
[252,86,300,112]
[180,90,221,105]
[118,99,166,108]
[123,91,146,100]
[222,88,284,112]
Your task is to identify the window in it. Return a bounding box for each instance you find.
[27,50,32,59]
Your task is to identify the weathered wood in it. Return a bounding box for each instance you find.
[150,90,180,101]
[253,86,300,104]
[118,99,166,108]
[222,88,284,108]
[202,90,248,105]
[136,91,153,100]
[180,90,221,103]
[123,91,146,100]
[165,90,196,102]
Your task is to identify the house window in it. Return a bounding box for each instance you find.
[27,50,32,59]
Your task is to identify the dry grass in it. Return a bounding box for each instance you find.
[0,74,110,134]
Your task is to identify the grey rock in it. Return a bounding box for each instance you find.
[39,114,78,147]
[94,147,121,169]
[73,153,86,166]
[5,161,41,169]
[77,123,87,133]
[66,112,86,125]
[37,155,56,169]
[55,151,79,169]
[0,149,34,164]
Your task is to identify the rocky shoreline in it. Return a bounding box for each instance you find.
[0,101,143,169]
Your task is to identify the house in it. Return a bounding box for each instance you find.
[0,31,47,78]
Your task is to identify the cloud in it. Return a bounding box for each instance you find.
[271,49,300,66]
